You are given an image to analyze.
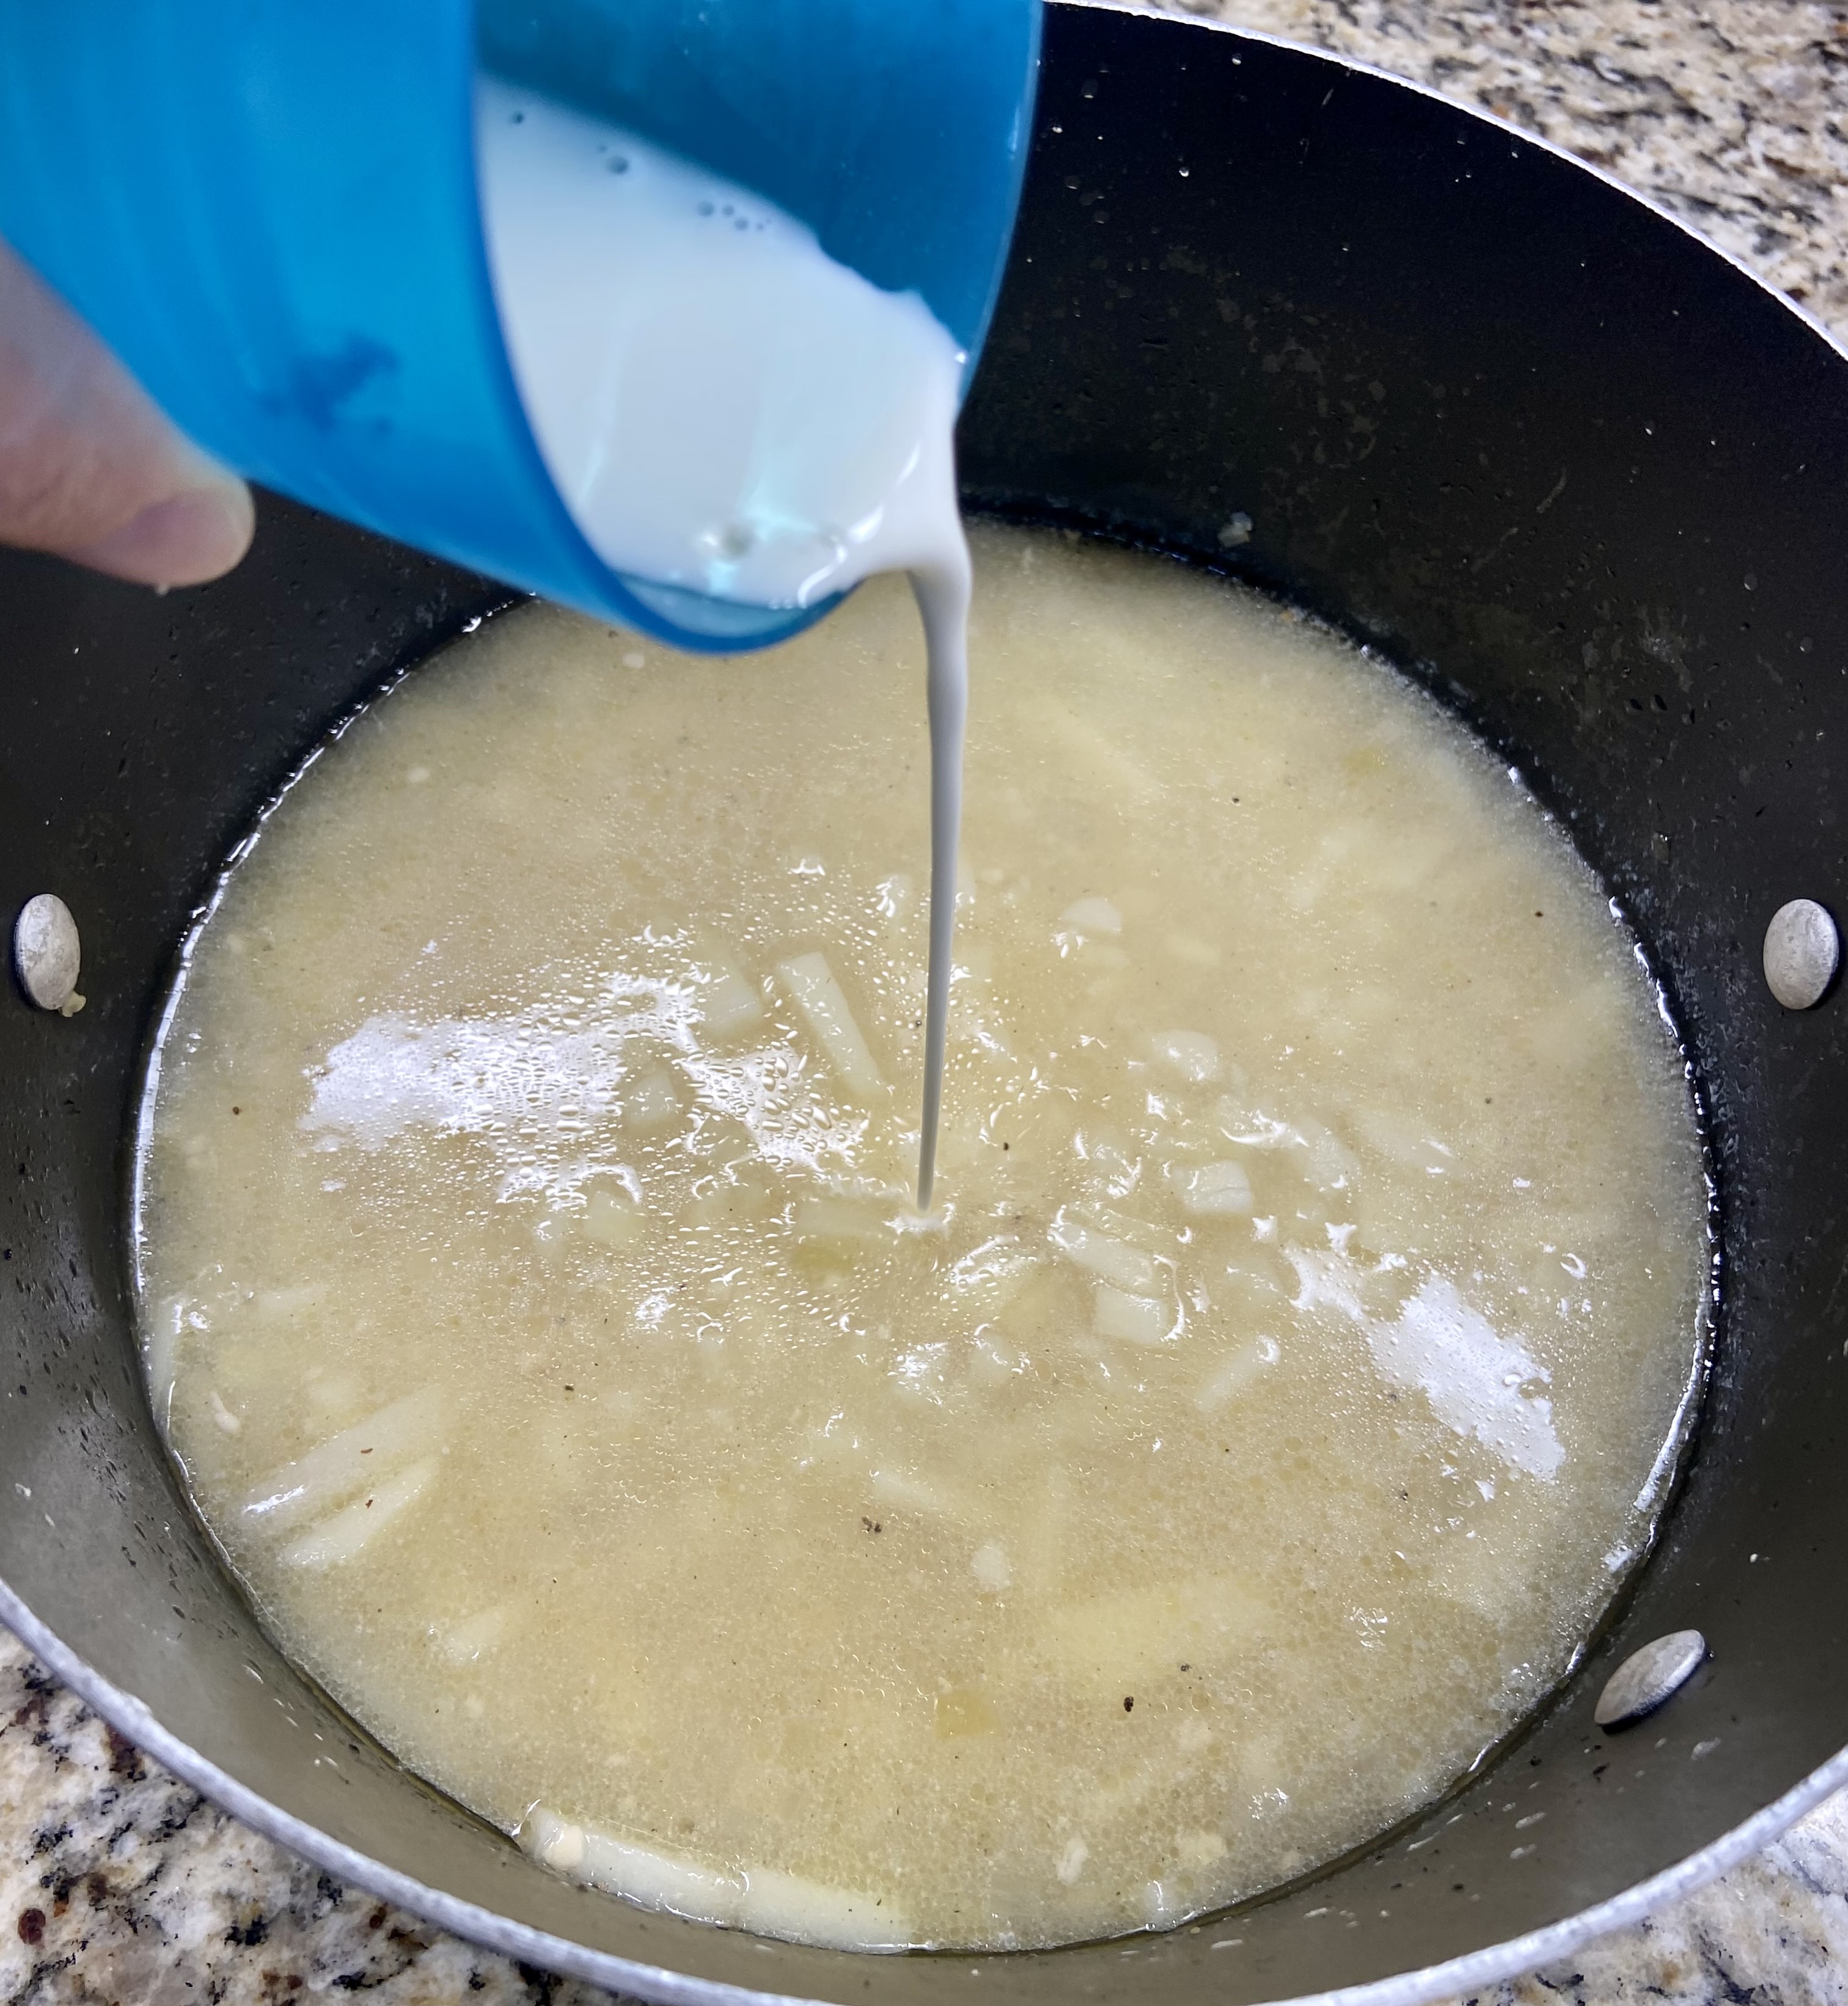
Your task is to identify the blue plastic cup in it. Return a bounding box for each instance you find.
[0,0,1039,650]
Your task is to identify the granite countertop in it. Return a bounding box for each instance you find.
[8,4,1848,2001]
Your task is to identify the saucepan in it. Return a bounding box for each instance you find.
[3,6,1845,2001]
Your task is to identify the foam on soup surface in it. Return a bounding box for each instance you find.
[136,526,1707,1951]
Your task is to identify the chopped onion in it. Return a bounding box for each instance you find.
[793,1197,890,1244]
[582,1186,644,1246]
[1195,1335,1281,1412]
[698,969,763,1040]
[870,1464,954,1515]
[1167,1159,1254,1217]
[738,1867,912,1951]
[1165,932,1223,969]
[240,1385,446,1529]
[1056,895,1123,937]
[777,952,886,1097]
[278,1455,438,1567]
[623,1067,680,1130]
[1150,1029,1220,1082]
[254,1282,330,1323]
[946,1234,1040,1306]
[1040,1572,1264,1683]
[1350,1106,1453,1172]
[1211,1097,1296,1150]
[1048,1211,1157,1291]
[521,1806,747,1925]
[1291,1116,1362,1193]
[1093,1285,1171,1345]
[438,1603,510,1665]
[970,1541,1011,1592]
[524,1807,587,1872]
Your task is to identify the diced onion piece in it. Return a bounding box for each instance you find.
[793,1197,890,1244]
[1350,1106,1453,1172]
[1049,1210,1157,1291]
[143,1296,185,1417]
[255,1282,330,1322]
[581,1186,644,1247]
[946,1234,1040,1305]
[438,1603,510,1665]
[1040,1573,1264,1682]
[1057,895,1123,936]
[525,1806,587,1872]
[1093,1284,1171,1345]
[240,1386,446,1529]
[971,1541,1012,1592]
[623,1067,679,1130]
[521,1807,746,1925]
[870,1464,954,1515]
[739,1867,912,1951]
[279,1456,438,1567]
[699,969,763,1040]
[1211,1098,1296,1149]
[579,1828,745,1922]
[777,952,885,1096]
[1291,1117,1362,1192]
[1150,1029,1220,1082]
[1165,932,1222,969]
[1168,1158,1254,1217]
[1195,1334,1281,1412]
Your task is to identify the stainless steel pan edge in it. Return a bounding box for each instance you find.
[6,1582,1846,2006]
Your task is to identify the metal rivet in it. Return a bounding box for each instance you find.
[1594,1629,1706,1729]
[13,894,82,1014]
[1764,898,1838,1009]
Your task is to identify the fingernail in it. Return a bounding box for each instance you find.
[62,477,255,589]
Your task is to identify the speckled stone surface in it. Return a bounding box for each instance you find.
[1,1627,1844,2005]
[1174,0,1848,343]
[8,4,1848,2000]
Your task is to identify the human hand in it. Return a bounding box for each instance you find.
[0,237,253,589]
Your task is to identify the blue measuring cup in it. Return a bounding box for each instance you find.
[0,0,1039,650]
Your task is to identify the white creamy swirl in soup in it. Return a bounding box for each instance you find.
[136,526,1707,1952]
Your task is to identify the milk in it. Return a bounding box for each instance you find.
[475,81,970,1202]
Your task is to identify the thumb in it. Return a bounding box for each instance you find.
[0,237,254,589]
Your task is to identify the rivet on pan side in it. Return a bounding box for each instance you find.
[1594,1629,1706,1729]
[1763,898,1838,1010]
[13,894,84,1015]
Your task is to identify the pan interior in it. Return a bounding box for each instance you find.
[132,523,1710,1953]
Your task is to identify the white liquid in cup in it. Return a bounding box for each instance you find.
[475,82,970,1203]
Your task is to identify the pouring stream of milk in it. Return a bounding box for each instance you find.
[476,81,970,1207]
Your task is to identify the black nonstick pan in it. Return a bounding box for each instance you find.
[4,6,1846,2001]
